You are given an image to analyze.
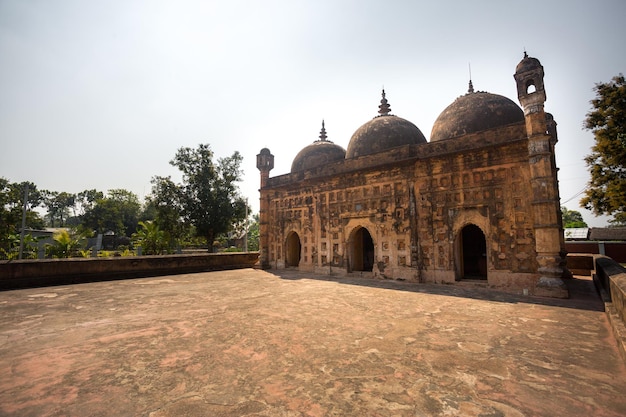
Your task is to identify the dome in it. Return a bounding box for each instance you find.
[291,122,346,173]
[430,86,524,142]
[515,52,542,74]
[346,90,427,159]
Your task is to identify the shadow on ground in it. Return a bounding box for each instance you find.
[269,268,604,312]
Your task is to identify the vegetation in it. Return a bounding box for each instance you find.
[81,189,142,237]
[582,74,626,225]
[1,143,257,259]
[46,229,88,258]
[132,221,169,255]
[561,207,588,228]
[169,144,249,252]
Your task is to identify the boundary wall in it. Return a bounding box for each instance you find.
[565,241,626,263]
[0,252,259,290]
[593,255,626,362]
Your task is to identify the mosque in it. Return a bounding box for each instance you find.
[256,53,569,298]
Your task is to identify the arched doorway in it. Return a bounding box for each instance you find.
[460,224,487,279]
[285,232,301,267]
[350,227,374,272]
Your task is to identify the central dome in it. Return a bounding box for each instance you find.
[346,90,427,159]
[291,121,346,173]
[430,84,524,142]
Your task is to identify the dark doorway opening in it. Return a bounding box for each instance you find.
[285,232,301,267]
[461,224,487,279]
[352,227,374,272]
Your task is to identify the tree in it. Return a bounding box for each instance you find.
[81,189,141,236]
[581,74,626,222]
[146,175,188,247]
[46,229,87,258]
[608,212,626,227]
[131,221,169,255]
[42,190,76,227]
[0,179,45,252]
[561,207,587,228]
[75,189,104,216]
[170,144,248,251]
[247,213,260,252]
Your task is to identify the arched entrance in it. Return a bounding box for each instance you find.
[460,224,487,279]
[350,227,374,272]
[285,232,301,267]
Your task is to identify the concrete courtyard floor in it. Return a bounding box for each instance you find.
[1,269,625,417]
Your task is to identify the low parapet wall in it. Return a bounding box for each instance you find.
[0,252,259,290]
[565,253,595,276]
[594,256,626,362]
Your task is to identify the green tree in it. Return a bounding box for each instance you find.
[75,189,104,216]
[146,175,188,247]
[608,212,626,227]
[581,74,626,223]
[81,189,141,236]
[561,207,588,228]
[132,221,169,255]
[0,179,45,252]
[42,190,76,227]
[247,213,260,252]
[170,144,248,252]
[46,229,86,258]
[0,233,41,260]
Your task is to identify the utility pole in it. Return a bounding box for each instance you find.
[18,183,29,260]
[244,198,249,252]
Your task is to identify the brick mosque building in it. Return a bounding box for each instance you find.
[257,53,569,298]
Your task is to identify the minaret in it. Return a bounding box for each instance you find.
[256,148,274,269]
[514,52,568,298]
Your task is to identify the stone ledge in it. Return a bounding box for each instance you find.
[593,256,626,363]
[594,277,626,364]
[0,252,259,291]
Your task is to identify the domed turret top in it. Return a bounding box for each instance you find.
[291,121,346,173]
[515,51,543,74]
[346,90,427,159]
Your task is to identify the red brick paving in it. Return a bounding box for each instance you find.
[1,269,625,416]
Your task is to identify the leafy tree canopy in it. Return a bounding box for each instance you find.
[81,189,141,236]
[41,190,75,227]
[581,74,626,222]
[170,144,248,251]
[561,206,587,228]
[146,175,187,245]
[0,178,45,251]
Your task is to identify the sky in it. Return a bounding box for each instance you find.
[1,0,625,227]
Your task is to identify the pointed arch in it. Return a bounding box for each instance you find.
[348,226,375,272]
[457,224,487,280]
[285,231,301,267]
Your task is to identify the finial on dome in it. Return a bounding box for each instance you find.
[318,120,328,141]
[378,89,391,116]
[468,79,474,94]
[523,49,528,59]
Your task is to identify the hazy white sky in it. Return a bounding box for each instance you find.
[1,0,625,226]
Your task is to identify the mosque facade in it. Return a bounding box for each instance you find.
[256,54,569,298]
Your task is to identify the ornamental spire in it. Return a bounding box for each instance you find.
[317,120,328,142]
[378,89,391,116]
[468,62,474,93]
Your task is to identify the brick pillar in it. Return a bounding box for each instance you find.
[515,53,568,298]
[256,149,274,269]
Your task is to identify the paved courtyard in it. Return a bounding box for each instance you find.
[1,268,625,416]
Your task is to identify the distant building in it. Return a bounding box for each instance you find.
[257,54,568,298]
[589,228,626,242]
[564,228,589,241]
